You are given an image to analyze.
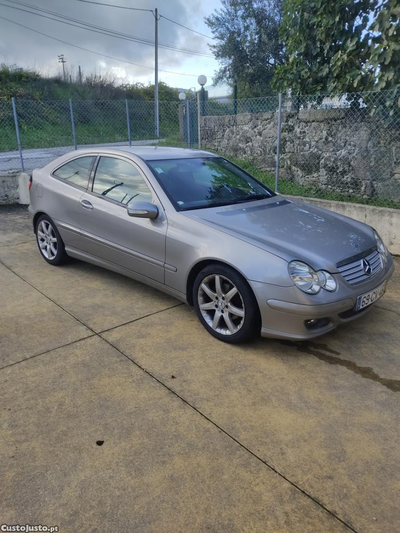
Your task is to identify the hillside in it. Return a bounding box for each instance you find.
[0,64,185,152]
[0,64,181,101]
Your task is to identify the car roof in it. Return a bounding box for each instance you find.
[120,146,216,161]
[66,145,216,161]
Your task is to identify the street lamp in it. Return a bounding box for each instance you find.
[197,75,207,150]
[198,75,207,116]
[179,92,186,100]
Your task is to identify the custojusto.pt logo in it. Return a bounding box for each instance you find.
[1,526,59,532]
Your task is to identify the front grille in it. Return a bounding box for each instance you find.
[337,249,383,286]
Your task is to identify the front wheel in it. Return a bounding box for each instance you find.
[193,264,260,344]
[36,215,68,266]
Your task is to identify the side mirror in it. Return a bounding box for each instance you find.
[127,201,159,220]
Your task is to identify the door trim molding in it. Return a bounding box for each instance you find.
[80,228,165,269]
[56,220,81,236]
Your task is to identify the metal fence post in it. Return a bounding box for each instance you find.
[186,99,191,148]
[11,97,25,172]
[197,91,201,149]
[275,92,282,193]
[125,99,132,146]
[233,83,238,115]
[154,8,159,138]
[69,98,77,150]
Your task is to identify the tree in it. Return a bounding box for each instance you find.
[368,0,400,91]
[272,0,400,95]
[205,0,286,98]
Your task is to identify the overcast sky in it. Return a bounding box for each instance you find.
[0,0,221,89]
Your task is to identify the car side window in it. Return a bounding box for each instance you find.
[92,156,152,205]
[53,156,95,189]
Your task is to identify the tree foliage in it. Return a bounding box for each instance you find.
[368,0,400,91]
[272,0,400,94]
[205,0,286,97]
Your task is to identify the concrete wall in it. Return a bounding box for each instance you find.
[289,195,400,255]
[0,172,30,205]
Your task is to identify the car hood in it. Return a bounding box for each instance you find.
[182,197,376,271]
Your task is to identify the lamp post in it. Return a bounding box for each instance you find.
[197,75,207,149]
[198,74,207,116]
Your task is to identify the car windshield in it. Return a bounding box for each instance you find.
[147,157,275,211]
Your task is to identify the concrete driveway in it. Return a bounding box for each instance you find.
[1,206,399,533]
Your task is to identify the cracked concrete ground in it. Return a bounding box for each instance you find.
[0,205,399,533]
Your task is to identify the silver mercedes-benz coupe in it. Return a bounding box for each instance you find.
[29,146,394,343]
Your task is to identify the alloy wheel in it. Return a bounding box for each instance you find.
[37,220,58,261]
[197,274,245,335]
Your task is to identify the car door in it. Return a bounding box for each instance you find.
[79,154,167,283]
[46,154,97,250]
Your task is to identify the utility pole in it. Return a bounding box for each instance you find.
[58,54,66,82]
[78,65,82,84]
[154,8,159,138]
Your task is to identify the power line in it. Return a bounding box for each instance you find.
[1,0,214,57]
[2,0,158,47]
[0,15,201,77]
[76,0,153,12]
[159,15,214,40]
[69,0,215,40]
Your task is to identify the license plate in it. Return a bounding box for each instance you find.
[356,282,386,311]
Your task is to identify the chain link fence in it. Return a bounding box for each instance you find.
[0,99,18,153]
[1,90,399,209]
[200,89,400,209]
[0,99,183,171]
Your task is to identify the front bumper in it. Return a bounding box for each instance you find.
[250,255,395,340]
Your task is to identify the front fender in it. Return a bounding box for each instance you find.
[165,213,293,295]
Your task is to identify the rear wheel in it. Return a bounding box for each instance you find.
[193,264,260,343]
[35,215,68,266]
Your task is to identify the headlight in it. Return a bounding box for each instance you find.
[289,261,337,294]
[374,231,387,259]
[316,270,336,292]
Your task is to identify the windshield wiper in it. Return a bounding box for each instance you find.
[181,194,272,211]
[182,201,234,211]
[231,194,271,204]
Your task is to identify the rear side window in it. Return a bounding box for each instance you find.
[53,156,95,189]
[92,156,152,204]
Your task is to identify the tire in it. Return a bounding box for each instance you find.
[193,263,260,344]
[35,215,69,266]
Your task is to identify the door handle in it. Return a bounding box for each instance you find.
[80,199,93,210]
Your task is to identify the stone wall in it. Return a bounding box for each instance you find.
[201,108,400,201]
